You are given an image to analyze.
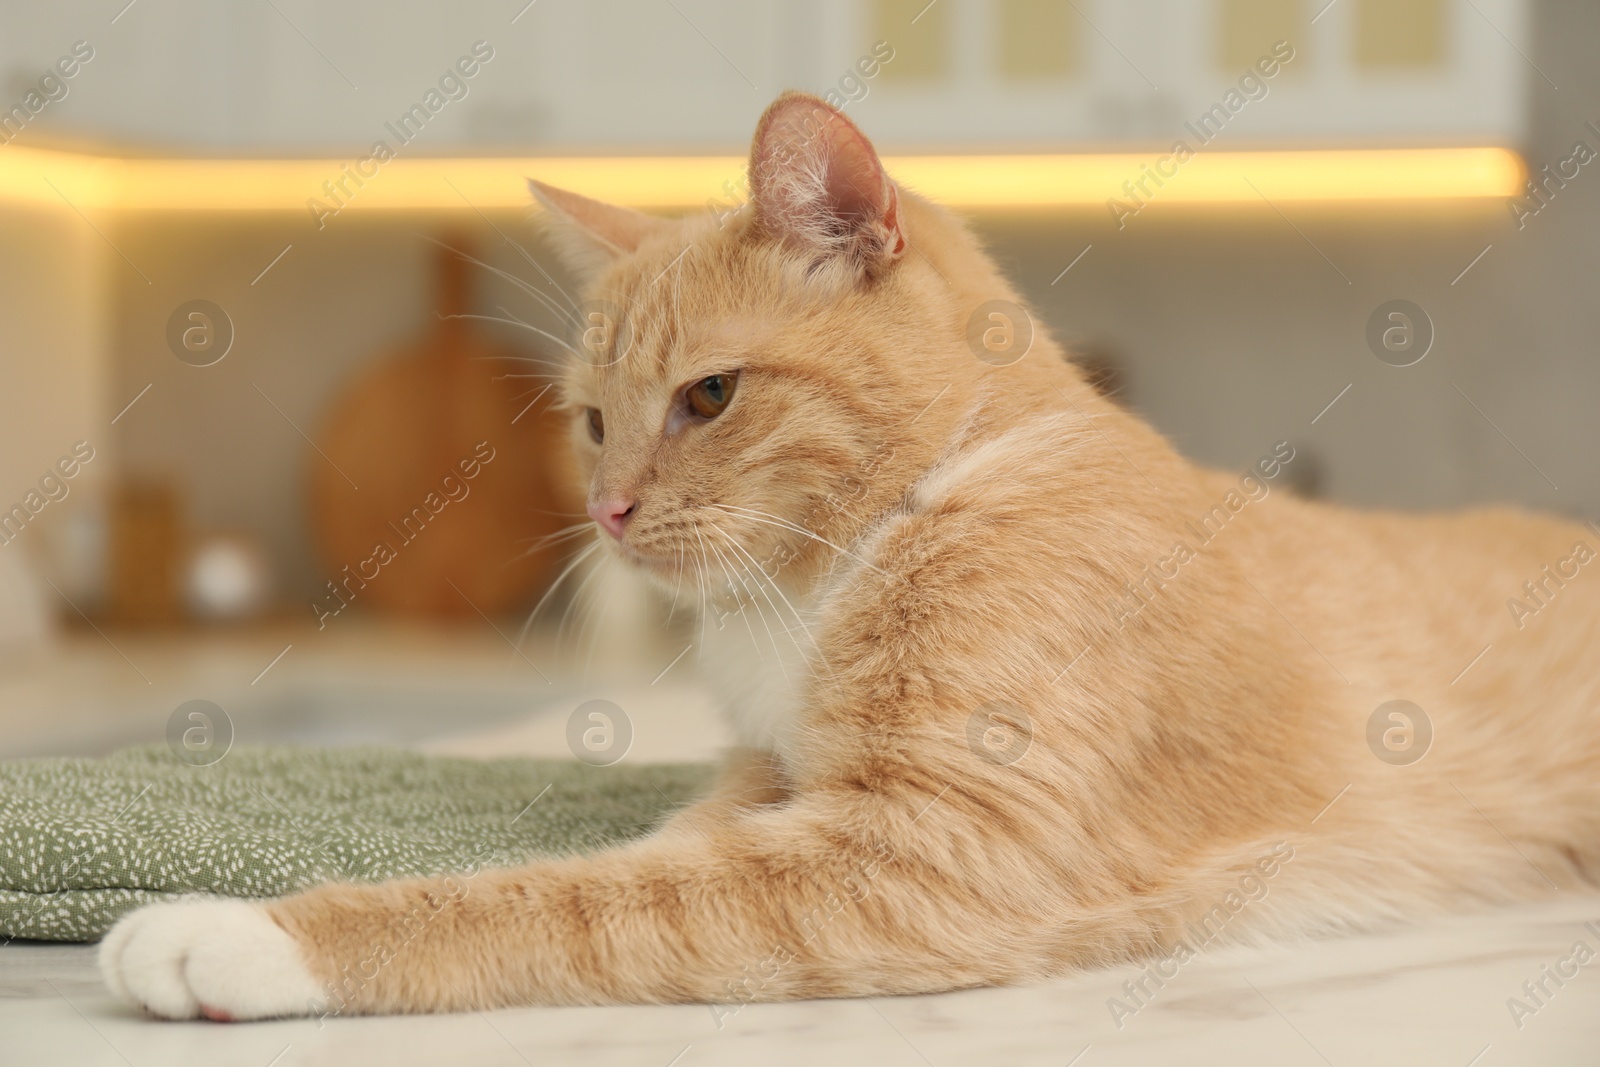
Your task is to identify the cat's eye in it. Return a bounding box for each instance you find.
[585,407,604,444]
[685,373,738,421]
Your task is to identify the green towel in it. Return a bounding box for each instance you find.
[0,745,713,942]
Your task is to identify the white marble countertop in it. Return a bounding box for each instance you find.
[6,894,1600,1066]
[2,623,1598,1065]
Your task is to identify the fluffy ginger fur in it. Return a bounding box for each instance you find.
[102,92,1600,1020]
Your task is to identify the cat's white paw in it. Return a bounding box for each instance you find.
[99,899,324,1021]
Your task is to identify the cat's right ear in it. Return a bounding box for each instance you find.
[528,179,665,281]
[747,91,907,281]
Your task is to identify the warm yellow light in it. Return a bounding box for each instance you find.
[892,147,1526,206]
[0,145,1524,215]
[0,144,125,209]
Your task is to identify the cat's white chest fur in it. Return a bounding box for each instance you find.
[698,593,819,764]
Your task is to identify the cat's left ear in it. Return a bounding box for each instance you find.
[528,179,668,281]
[747,92,907,279]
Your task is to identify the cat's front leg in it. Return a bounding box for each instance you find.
[101,792,1027,1019]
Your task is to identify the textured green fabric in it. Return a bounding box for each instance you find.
[0,745,712,942]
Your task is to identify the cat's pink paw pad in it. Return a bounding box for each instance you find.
[99,899,324,1021]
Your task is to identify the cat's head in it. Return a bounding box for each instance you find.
[531,92,1052,594]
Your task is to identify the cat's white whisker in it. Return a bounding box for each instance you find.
[707,537,774,671]
[692,540,711,661]
[709,525,791,681]
[556,550,607,655]
[424,236,581,327]
[517,538,600,647]
[496,238,585,324]
[708,503,889,576]
[710,522,831,677]
[516,522,600,557]
[667,543,686,617]
[447,314,580,358]
[580,560,616,675]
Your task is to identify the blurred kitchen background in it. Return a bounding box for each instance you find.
[0,0,1595,760]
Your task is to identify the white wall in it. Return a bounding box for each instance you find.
[0,204,110,637]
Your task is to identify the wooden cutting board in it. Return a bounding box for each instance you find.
[309,237,579,619]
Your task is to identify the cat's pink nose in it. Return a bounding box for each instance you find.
[588,497,636,540]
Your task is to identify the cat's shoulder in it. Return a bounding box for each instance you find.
[908,408,1093,516]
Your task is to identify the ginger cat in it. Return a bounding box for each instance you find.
[101,92,1600,1021]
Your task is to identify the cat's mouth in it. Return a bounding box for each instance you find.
[611,538,682,574]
